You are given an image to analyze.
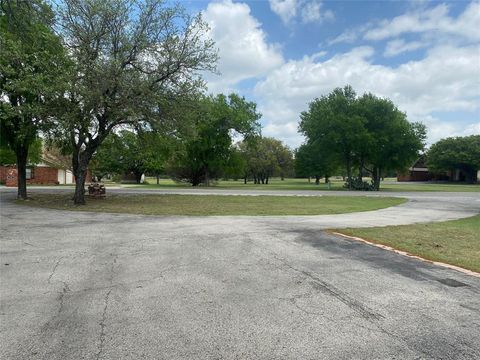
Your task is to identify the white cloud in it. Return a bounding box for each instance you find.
[327,29,358,45]
[254,44,480,146]
[262,122,304,148]
[384,39,426,57]
[328,1,480,49]
[203,0,284,93]
[269,0,297,25]
[416,115,480,146]
[364,2,480,41]
[201,1,479,148]
[269,0,334,25]
[301,1,334,24]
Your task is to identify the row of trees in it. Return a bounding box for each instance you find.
[92,128,295,186]
[1,0,218,203]
[298,86,426,190]
[1,1,476,203]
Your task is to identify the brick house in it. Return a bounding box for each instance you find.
[0,151,91,187]
[397,156,433,181]
[397,156,479,182]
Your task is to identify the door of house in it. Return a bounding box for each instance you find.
[57,169,65,184]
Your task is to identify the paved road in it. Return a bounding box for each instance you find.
[1,188,480,359]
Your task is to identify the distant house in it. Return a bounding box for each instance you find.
[0,150,91,187]
[398,156,478,182]
[397,156,433,182]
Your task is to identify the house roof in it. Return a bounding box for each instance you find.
[40,148,72,170]
[412,155,428,169]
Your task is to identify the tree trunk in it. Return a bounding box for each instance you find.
[346,158,352,190]
[156,174,160,185]
[191,171,202,186]
[244,176,247,184]
[72,147,94,205]
[265,175,269,184]
[372,166,382,191]
[73,166,87,204]
[325,176,329,184]
[308,177,311,183]
[315,175,320,185]
[205,171,210,187]
[16,144,28,200]
[134,172,143,184]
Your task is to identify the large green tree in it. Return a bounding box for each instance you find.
[0,0,68,198]
[356,93,426,190]
[167,94,261,186]
[51,0,218,203]
[299,86,369,189]
[427,135,480,183]
[299,86,425,190]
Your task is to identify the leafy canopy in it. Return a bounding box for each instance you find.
[299,86,426,190]
[427,135,480,182]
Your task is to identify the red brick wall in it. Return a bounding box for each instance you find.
[30,167,59,185]
[397,171,432,182]
[1,165,92,186]
[0,166,11,184]
[2,166,59,187]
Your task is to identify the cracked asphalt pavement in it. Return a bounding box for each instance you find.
[1,188,479,359]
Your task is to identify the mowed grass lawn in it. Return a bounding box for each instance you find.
[18,193,406,216]
[338,215,480,272]
[125,177,480,192]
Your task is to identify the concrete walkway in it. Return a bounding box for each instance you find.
[1,188,479,359]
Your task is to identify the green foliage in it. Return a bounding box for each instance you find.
[0,137,44,166]
[239,137,293,184]
[0,0,68,143]
[343,176,375,191]
[299,86,366,183]
[356,93,426,189]
[48,0,219,203]
[0,0,69,197]
[299,86,426,190]
[92,130,171,183]
[427,135,480,183]
[295,142,337,182]
[167,94,261,186]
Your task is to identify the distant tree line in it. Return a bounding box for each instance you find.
[1,1,477,203]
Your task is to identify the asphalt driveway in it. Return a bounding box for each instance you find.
[1,189,479,359]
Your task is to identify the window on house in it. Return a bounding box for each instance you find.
[26,168,33,180]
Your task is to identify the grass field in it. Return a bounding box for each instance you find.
[17,193,406,216]
[337,215,480,272]
[121,177,480,192]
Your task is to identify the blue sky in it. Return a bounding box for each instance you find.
[186,0,480,148]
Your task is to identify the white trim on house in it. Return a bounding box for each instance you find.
[57,169,75,184]
[409,167,429,172]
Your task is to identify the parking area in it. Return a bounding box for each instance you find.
[1,189,479,359]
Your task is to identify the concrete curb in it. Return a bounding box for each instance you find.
[330,231,480,278]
